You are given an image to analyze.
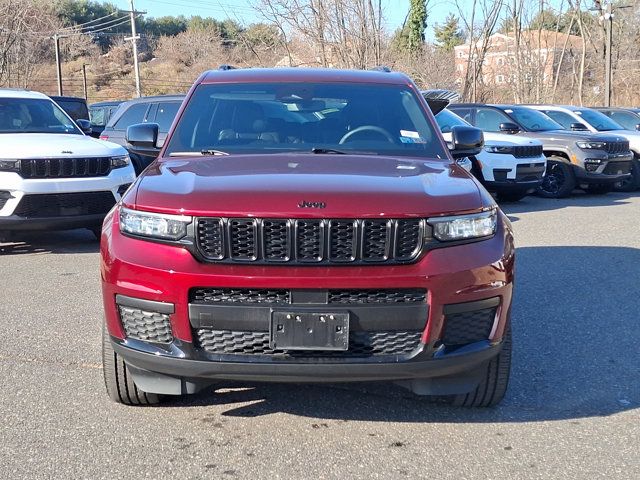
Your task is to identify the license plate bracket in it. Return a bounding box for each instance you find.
[270,311,349,351]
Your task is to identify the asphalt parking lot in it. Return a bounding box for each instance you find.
[0,192,638,480]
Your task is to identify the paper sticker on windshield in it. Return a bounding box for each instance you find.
[399,130,426,144]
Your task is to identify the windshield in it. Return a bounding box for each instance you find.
[602,110,640,130]
[164,82,446,159]
[504,107,564,132]
[435,109,470,132]
[575,109,623,131]
[0,97,81,135]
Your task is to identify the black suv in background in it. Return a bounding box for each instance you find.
[100,95,184,174]
[50,95,89,123]
[449,104,633,197]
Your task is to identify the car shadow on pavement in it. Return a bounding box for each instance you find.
[500,190,636,214]
[161,245,639,424]
[0,229,99,255]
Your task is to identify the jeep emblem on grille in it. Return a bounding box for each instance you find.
[298,200,326,209]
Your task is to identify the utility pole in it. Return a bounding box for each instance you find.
[82,63,89,100]
[603,2,612,107]
[53,34,63,96]
[124,0,146,98]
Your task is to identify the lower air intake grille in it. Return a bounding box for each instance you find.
[603,161,633,175]
[328,289,426,304]
[119,305,173,343]
[442,307,497,346]
[191,288,290,304]
[13,192,116,218]
[195,329,422,357]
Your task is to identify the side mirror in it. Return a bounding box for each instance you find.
[76,119,92,134]
[499,122,520,134]
[570,122,589,131]
[450,125,484,159]
[126,123,160,149]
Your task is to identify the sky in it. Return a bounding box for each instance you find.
[112,0,464,39]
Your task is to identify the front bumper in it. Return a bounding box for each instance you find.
[0,167,135,231]
[101,209,515,392]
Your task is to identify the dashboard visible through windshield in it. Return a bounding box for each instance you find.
[164,82,447,159]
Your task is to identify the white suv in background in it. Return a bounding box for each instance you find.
[0,90,135,239]
[436,108,546,202]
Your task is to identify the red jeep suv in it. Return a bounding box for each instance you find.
[101,68,514,407]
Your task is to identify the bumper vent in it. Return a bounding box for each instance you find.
[515,162,546,182]
[190,288,426,305]
[196,329,422,358]
[19,157,112,179]
[442,307,497,346]
[603,161,633,175]
[195,217,426,265]
[119,305,173,343]
[13,192,116,218]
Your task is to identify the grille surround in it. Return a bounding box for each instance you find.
[195,217,427,265]
[19,157,112,179]
[195,329,422,358]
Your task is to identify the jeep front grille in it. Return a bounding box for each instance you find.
[513,145,543,158]
[604,141,629,155]
[19,157,112,179]
[195,217,426,265]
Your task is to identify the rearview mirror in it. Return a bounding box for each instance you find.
[499,122,520,134]
[126,123,160,149]
[450,125,484,159]
[76,119,92,134]
[570,122,589,131]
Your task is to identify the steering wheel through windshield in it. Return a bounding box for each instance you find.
[339,125,395,145]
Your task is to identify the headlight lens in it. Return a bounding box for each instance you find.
[576,141,606,150]
[111,155,130,168]
[484,145,514,154]
[119,207,191,241]
[0,159,20,172]
[428,209,497,242]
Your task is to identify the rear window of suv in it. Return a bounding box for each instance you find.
[165,82,446,159]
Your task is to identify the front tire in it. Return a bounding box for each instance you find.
[536,158,576,198]
[450,325,512,408]
[102,327,161,406]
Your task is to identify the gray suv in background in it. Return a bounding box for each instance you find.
[100,95,184,174]
[449,103,633,198]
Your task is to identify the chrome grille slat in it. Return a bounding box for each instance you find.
[195,218,426,265]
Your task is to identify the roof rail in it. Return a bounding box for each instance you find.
[218,64,237,71]
[370,66,392,73]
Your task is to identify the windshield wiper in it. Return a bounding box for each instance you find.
[169,149,229,157]
[311,147,346,154]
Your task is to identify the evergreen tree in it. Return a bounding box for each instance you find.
[434,14,464,52]
[407,0,427,54]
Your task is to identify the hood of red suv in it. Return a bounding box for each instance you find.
[129,154,485,217]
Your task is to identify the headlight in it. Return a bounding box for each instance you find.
[484,145,514,155]
[576,141,606,150]
[111,155,130,168]
[0,159,20,172]
[428,209,497,242]
[119,207,191,241]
